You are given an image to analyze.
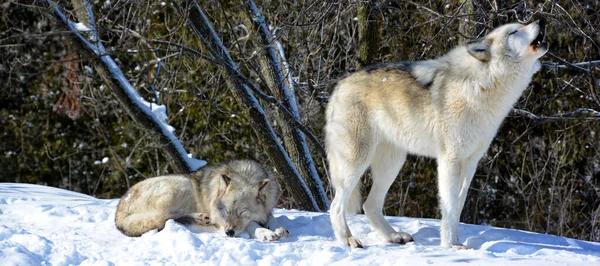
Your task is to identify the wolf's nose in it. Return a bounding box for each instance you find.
[225,229,235,237]
[530,18,545,29]
[538,18,545,30]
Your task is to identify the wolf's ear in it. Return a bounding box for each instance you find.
[221,174,231,187]
[257,179,270,203]
[258,179,270,192]
[467,38,491,62]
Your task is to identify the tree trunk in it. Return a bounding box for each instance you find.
[357,0,379,68]
[244,0,330,210]
[459,0,488,44]
[177,0,321,211]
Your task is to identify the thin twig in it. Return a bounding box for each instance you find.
[545,52,592,73]
[150,53,181,106]
[151,39,219,64]
[542,60,600,71]
[510,108,600,122]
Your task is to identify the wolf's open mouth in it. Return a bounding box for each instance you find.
[532,19,547,49]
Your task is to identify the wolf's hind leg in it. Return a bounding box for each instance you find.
[364,143,413,244]
[174,213,212,226]
[116,212,167,237]
[330,157,371,248]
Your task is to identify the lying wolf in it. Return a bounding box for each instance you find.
[326,20,548,248]
[115,160,289,241]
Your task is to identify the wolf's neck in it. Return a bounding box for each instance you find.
[477,60,536,100]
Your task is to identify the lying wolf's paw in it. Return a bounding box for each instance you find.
[389,232,413,244]
[193,213,211,226]
[346,236,363,249]
[274,227,289,238]
[255,228,280,242]
[174,213,211,226]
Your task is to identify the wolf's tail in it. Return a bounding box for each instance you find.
[115,211,167,237]
[346,182,362,215]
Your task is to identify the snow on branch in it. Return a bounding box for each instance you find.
[40,0,206,173]
[246,0,329,208]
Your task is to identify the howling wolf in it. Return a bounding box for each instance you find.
[115,160,289,241]
[326,20,548,248]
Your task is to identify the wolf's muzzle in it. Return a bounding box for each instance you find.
[532,19,547,50]
[225,229,235,237]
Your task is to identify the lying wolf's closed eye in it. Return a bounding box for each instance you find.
[217,202,228,215]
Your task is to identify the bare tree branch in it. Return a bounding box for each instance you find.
[37,0,206,173]
[150,39,328,158]
[542,60,600,71]
[544,52,594,73]
[245,0,329,209]
[172,0,321,211]
[151,40,219,64]
[510,108,600,122]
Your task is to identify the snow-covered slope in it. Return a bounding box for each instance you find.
[1,183,599,266]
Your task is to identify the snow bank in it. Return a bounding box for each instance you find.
[1,183,599,266]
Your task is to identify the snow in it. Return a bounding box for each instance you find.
[102,0,111,10]
[71,22,97,42]
[73,22,90,32]
[1,183,600,266]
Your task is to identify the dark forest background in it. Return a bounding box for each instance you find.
[1,0,599,242]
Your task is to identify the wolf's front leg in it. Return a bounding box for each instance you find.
[247,221,280,242]
[265,214,289,238]
[437,155,463,248]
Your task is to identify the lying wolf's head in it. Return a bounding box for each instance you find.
[466,19,548,65]
[207,160,281,237]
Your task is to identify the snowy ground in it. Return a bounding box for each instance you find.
[1,183,599,266]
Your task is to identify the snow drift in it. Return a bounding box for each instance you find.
[1,183,599,265]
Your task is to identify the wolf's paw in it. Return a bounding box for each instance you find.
[193,213,211,226]
[388,232,414,244]
[451,244,468,250]
[346,236,363,249]
[255,228,280,242]
[274,227,289,238]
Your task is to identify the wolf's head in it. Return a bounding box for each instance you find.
[207,160,281,237]
[466,19,548,68]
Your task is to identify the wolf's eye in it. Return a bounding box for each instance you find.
[509,30,518,35]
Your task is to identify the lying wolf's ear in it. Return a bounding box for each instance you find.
[467,38,491,62]
[256,179,271,203]
[221,174,231,187]
[258,179,270,192]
